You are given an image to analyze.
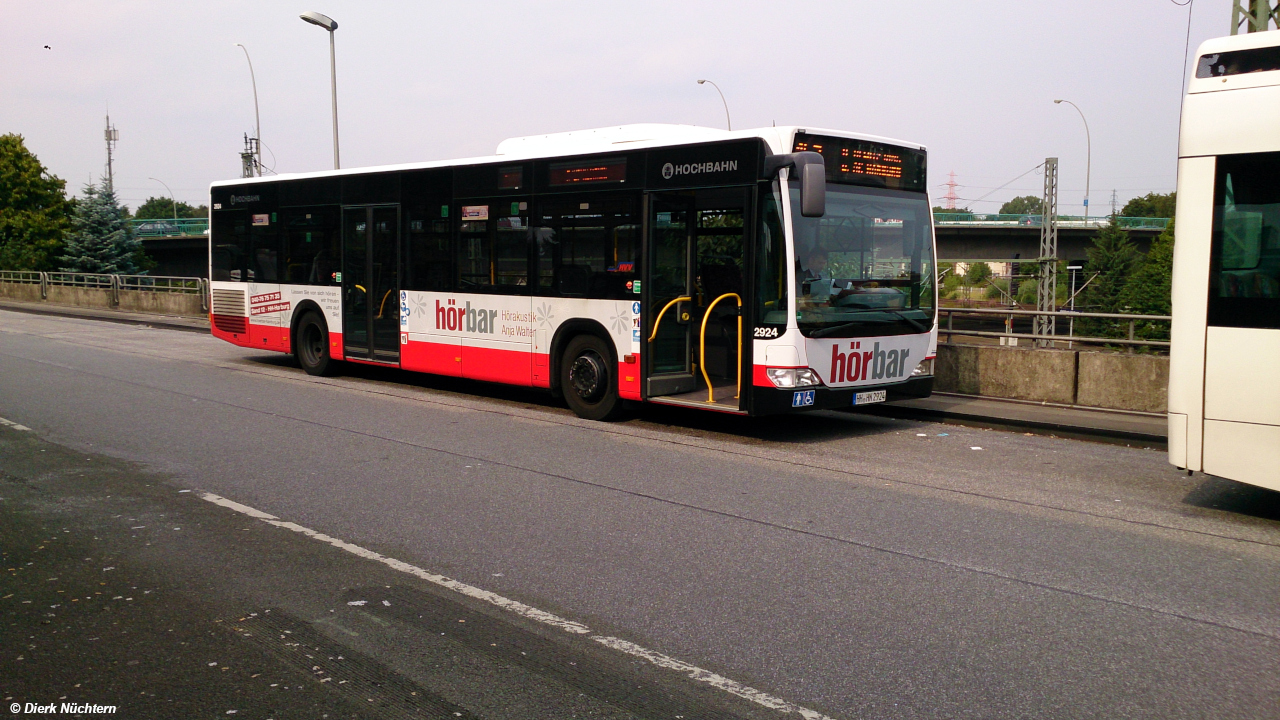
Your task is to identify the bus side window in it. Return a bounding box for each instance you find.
[282,207,340,285]
[534,193,639,299]
[211,210,248,282]
[404,211,452,292]
[1209,154,1280,328]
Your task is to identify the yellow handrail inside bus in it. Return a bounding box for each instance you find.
[699,292,742,403]
[376,288,395,319]
[647,296,692,343]
[354,284,366,293]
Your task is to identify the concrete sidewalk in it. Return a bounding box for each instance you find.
[0,297,209,333]
[869,392,1167,447]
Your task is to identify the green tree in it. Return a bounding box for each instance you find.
[1120,192,1176,218]
[999,195,1042,215]
[932,206,973,215]
[0,134,73,270]
[964,261,992,284]
[60,183,144,274]
[1078,222,1139,337]
[1118,220,1174,340]
[132,195,208,220]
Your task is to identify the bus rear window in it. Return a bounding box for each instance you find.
[1196,46,1280,78]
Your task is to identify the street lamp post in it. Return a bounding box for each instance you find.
[1054,99,1091,221]
[696,79,731,131]
[148,177,178,221]
[233,43,262,176]
[300,11,340,169]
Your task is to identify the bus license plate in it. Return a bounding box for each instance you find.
[854,390,887,406]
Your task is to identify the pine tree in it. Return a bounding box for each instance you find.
[0,134,73,270]
[60,183,141,274]
[1118,220,1174,341]
[1078,220,1138,338]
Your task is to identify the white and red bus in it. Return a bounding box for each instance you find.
[209,124,938,419]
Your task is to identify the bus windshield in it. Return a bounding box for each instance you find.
[790,184,935,338]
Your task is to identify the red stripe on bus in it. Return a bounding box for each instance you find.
[401,339,462,377]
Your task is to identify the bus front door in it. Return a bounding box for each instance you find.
[645,189,749,406]
[342,205,401,364]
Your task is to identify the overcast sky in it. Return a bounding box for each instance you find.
[3,1,1232,215]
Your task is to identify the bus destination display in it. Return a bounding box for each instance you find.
[549,158,627,187]
[793,133,926,193]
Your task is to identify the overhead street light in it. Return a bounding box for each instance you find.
[1054,99,1091,221]
[301,11,340,169]
[233,43,262,176]
[697,79,731,131]
[148,177,178,220]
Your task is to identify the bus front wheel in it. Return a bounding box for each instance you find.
[560,335,622,421]
[296,311,338,377]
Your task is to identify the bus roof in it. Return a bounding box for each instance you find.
[210,124,925,189]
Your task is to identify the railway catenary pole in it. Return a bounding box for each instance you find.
[1036,158,1058,347]
[1232,0,1280,33]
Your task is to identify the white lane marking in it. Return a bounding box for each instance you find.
[0,417,31,431]
[201,493,589,635]
[200,491,837,719]
[591,635,835,719]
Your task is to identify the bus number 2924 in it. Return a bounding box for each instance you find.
[753,327,781,338]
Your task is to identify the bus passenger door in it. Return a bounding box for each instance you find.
[645,189,751,407]
[342,205,401,363]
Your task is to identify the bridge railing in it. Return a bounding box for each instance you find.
[128,218,209,237]
[938,307,1172,350]
[932,213,1170,230]
[0,271,208,312]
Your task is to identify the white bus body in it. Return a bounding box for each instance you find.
[1170,33,1280,489]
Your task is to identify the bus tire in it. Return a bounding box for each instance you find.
[560,335,622,421]
[296,311,338,377]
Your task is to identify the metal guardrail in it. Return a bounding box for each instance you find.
[932,213,1170,230]
[0,271,208,311]
[939,307,1172,349]
[128,218,209,237]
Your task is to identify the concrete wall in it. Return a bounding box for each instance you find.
[0,283,43,303]
[1077,351,1169,414]
[0,280,205,318]
[117,291,204,316]
[936,343,1169,413]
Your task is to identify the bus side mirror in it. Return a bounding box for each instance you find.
[764,151,826,217]
[799,160,826,218]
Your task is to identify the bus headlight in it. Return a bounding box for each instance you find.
[766,367,822,388]
[911,358,934,377]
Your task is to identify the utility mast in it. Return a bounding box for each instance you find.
[240,134,260,179]
[942,172,960,210]
[104,113,119,192]
[1111,189,1119,216]
[1232,0,1279,33]
[1035,158,1059,347]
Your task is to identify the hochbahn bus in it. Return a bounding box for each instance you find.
[208,124,938,419]
[1170,34,1280,490]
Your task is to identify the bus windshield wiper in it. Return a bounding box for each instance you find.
[807,310,927,338]
[881,309,929,334]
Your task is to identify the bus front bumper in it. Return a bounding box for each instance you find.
[751,375,934,415]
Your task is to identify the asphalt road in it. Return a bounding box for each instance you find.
[1,308,1277,719]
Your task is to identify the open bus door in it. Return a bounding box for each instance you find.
[643,188,751,410]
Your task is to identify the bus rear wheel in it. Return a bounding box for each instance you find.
[296,311,338,377]
[560,335,623,421]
